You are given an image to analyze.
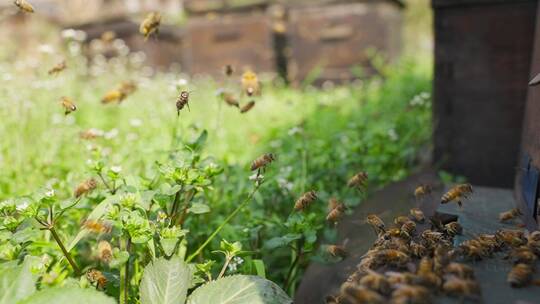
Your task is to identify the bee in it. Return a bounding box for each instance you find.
[359,270,391,295]
[294,190,317,211]
[327,199,346,223]
[100,31,116,43]
[476,233,501,253]
[414,184,432,200]
[508,246,537,265]
[97,240,112,263]
[240,101,255,113]
[393,215,410,226]
[385,271,420,286]
[324,295,342,304]
[14,0,34,13]
[347,172,368,189]
[507,263,533,288]
[410,242,428,258]
[340,283,385,304]
[421,230,444,248]
[441,183,473,207]
[434,245,451,274]
[176,91,191,115]
[224,65,234,77]
[139,12,161,40]
[327,245,347,258]
[48,60,66,76]
[79,128,103,140]
[386,227,411,241]
[444,222,463,237]
[445,262,475,279]
[219,91,239,108]
[74,178,97,198]
[499,208,522,222]
[60,96,77,115]
[101,81,137,105]
[83,220,112,234]
[496,229,526,248]
[241,70,260,97]
[458,239,489,260]
[86,269,107,290]
[250,153,275,172]
[443,278,481,298]
[373,249,410,268]
[401,220,416,236]
[409,208,425,223]
[366,214,386,235]
[527,231,540,256]
[391,285,431,304]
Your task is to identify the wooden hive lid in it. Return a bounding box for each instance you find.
[432,0,536,8]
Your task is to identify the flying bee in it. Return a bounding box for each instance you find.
[443,278,481,299]
[409,208,425,223]
[508,263,533,288]
[444,221,463,237]
[366,214,386,235]
[224,65,234,77]
[74,178,97,198]
[347,172,368,189]
[79,128,103,140]
[83,220,112,234]
[359,269,391,295]
[441,183,473,207]
[250,153,275,173]
[97,240,112,263]
[414,184,432,200]
[176,91,191,115]
[294,190,317,211]
[101,81,136,104]
[139,12,161,40]
[60,96,77,115]
[100,31,116,43]
[86,269,107,290]
[499,208,522,222]
[241,70,261,97]
[391,284,431,304]
[340,283,385,304]
[401,220,416,236]
[220,91,239,108]
[240,101,255,113]
[14,0,34,13]
[327,198,346,223]
[394,215,410,226]
[508,246,537,265]
[373,249,410,268]
[48,60,66,76]
[327,244,347,258]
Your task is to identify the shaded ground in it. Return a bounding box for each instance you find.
[295,167,540,303]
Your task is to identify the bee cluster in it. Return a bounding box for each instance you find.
[327,185,540,304]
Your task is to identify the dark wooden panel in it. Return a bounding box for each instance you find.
[184,0,268,15]
[286,1,402,84]
[183,13,276,77]
[433,1,537,188]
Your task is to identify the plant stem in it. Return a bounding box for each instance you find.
[177,190,194,226]
[98,172,114,193]
[217,255,232,280]
[284,238,304,293]
[119,237,131,304]
[169,190,181,219]
[49,227,80,275]
[186,184,261,262]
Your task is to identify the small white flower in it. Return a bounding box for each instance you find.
[105,128,119,139]
[61,29,77,39]
[111,166,122,174]
[45,189,55,198]
[38,44,55,54]
[387,128,399,141]
[177,78,188,87]
[129,118,142,127]
[249,173,264,182]
[287,126,303,136]
[16,201,29,212]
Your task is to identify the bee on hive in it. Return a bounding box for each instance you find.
[507,263,533,288]
[499,208,521,222]
[366,214,385,235]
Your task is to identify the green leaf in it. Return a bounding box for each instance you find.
[67,195,119,251]
[187,275,292,304]
[187,130,208,152]
[17,286,116,304]
[0,258,36,304]
[263,234,301,250]
[140,257,191,304]
[252,260,266,278]
[188,203,210,214]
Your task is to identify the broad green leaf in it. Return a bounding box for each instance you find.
[263,234,302,250]
[140,257,191,304]
[18,286,116,304]
[252,260,266,278]
[0,258,36,304]
[188,203,210,214]
[187,275,292,304]
[67,195,119,251]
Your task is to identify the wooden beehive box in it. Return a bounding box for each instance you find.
[183,0,269,15]
[432,0,537,188]
[182,11,276,77]
[516,3,540,230]
[285,0,404,85]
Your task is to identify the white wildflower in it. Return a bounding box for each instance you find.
[110,166,122,174]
